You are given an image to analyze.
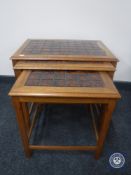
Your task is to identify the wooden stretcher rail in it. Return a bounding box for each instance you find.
[28,104,44,139]
[90,104,99,140]
[29,103,34,115]
[28,104,39,139]
[29,145,97,151]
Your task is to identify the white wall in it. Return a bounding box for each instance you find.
[0,0,131,81]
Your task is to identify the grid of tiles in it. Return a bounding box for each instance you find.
[25,70,104,87]
[21,40,107,56]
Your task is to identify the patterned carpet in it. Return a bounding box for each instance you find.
[0,77,131,175]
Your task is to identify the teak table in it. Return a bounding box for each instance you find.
[9,70,120,159]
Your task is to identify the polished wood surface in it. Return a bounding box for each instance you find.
[14,60,115,71]
[29,145,96,151]
[95,101,117,159]
[12,98,32,157]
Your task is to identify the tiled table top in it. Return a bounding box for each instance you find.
[25,70,104,87]
[11,39,117,62]
[21,40,107,56]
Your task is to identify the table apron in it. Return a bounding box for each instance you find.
[14,96,117,104]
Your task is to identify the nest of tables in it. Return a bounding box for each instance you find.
[9,39,121,159]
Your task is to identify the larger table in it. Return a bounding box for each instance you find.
[9,39,121,159]
[9,70,120,159]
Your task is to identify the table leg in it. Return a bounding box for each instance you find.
[95,100,117,159]
[12,97,32,158]
[21,103,30,133]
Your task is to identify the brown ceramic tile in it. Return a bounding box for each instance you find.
[21,40,106,56]
[25,71,104,87]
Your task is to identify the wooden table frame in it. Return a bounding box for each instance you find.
[9,70,120,159]
[12,96,117,159]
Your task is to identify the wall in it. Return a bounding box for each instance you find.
[0,0,131,81]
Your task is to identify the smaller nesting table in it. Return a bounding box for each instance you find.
[9,70,120,159]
